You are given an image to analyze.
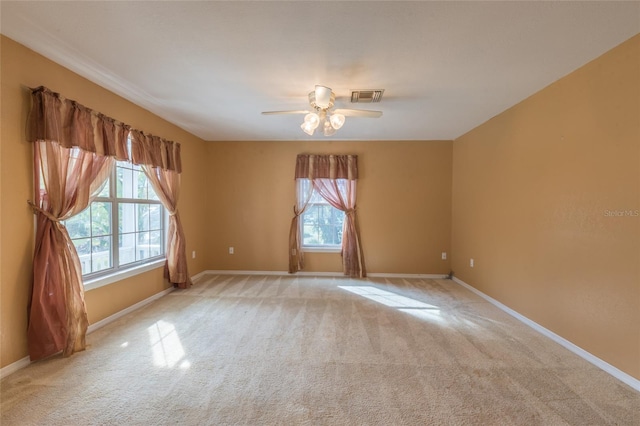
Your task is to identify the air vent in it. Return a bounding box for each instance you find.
[350,89,384,103]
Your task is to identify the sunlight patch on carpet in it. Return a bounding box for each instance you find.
[338,286,438,309]
[338,286,443,324]
[398,308,444,324]
[147,320,187,368]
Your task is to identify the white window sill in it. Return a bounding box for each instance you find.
[83,259,165,291]
[303,246,342,253]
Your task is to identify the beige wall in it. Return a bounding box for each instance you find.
[205,140,453,274]
[452,34,640,380]
[0,36,209,368]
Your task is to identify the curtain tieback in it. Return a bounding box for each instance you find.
[27,200,61,223]
[345,208,357,216]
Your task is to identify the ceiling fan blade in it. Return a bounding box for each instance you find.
[261,110,310,115]
[315,85,333,109]
[334,108,383,118]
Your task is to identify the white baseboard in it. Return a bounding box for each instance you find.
[1,285,176,380]
[204,269,294,276]
[201,269,340,277]
[0,356,31,380]
[199,270,447,279]
[191,270,210,282]
[367,272,447,279]
[452,276,640,392]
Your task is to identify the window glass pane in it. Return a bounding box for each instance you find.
[149,204,161,230]
[116,165,124,198]
[148,183,160,201]
[298,179,312,199]
[117,201,164,267]
[136,232,151,261]
[309,190,325,203]
[66,209,90,239]
[135,169,147,199]
[68,148,81,169]
[119,233,136,266]
[91,202,111,237]
[119,203,136,233]
[302,205,317,245]
[117,164,134,198]
[97,177,110,197]
[91,236,112,272]
[301,194,345,247]
[72,238,91,275]
[149,230,163,253]
[320,205,344,245]
[138,204,150,231]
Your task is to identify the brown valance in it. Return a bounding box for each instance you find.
[294,154,358,180]
[130,129,182,174]
[27,86,182,172]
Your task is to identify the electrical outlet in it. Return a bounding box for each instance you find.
[441,252,447,260]
[192,251,196,259]
[470,258,474,267]
[229,247,234,255]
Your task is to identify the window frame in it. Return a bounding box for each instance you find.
[299,181,345,252]
[65,159,167,289]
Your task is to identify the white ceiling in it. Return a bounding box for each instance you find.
[2,1,639,141]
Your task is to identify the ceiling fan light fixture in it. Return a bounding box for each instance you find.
[323,121,336,137]
[304,112,320,129]
[329,113,345,130]
[301,121,316,136]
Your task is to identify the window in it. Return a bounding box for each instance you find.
[64,158,165,278]
[299,180,345,249]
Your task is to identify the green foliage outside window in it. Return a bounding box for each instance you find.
[302,203,344,246]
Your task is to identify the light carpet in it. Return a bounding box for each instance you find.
[1,275,638,425]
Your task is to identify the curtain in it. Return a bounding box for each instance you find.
[289,154,366,277]
[312,178,366,278]
[288,179,314,273]
[29,141,114,360]
[142,164,191,288]
[131,128,189,288]
[26,86,186,360]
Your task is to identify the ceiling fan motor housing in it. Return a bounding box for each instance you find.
[309,85,335,110]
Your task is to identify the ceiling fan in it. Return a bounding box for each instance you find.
[262,85,382,136]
